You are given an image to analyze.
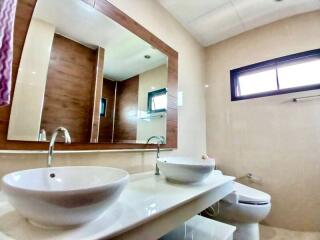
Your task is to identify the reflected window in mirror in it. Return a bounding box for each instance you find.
[148,88,167,114]
[100,98,107,117]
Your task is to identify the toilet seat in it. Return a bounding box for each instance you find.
[216,181,272,239]
[223,182,271,205]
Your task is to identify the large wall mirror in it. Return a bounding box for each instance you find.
[0,0,178,151]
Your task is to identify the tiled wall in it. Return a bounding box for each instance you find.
[205,11,320,231]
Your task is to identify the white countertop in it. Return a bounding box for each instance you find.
[0,171,234,240]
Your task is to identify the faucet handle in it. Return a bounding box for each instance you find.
[38,129,47,142]
[160,136,165,143]
[54,127,72,143]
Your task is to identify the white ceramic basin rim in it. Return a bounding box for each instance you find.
[157,157,214,184]
[2,166,129,228]
[3,166,128,193]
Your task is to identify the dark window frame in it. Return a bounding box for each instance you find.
[147,88,167,113]
[230,48,320,101]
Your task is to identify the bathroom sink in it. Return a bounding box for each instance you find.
[157,157,214,184]
[2,166,129,228]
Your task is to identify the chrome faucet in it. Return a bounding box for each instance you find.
[47,127,72,167]
[146,136,165,175]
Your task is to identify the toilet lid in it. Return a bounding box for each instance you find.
[230,182,271,204]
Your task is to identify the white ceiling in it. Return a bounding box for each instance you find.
[34,0,167,81]
[158,0,320,47]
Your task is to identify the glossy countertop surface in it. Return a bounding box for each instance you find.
[0,171,234,240]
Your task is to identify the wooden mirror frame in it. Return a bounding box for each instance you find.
[0,0,178,151]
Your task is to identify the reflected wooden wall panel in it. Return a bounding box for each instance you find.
[90,47,105,143]
[99,79,116,142]
[40,34,97,142]
[114,76,139,142]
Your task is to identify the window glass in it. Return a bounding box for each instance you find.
[100,98,107,117]
[230,49,320,101]
[151,94,167,111]
[278,59,320,89]
[238,69,278,96]
[147,88,167,113]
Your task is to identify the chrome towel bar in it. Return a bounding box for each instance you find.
[293,94,320,102]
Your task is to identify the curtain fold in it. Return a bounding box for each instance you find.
[0,0,18,107]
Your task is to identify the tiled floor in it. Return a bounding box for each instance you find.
[260,225,320,240]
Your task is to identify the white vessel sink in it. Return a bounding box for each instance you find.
[157,157,214,184]
[2,166,129,228]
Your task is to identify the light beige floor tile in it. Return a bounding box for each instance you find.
[260,225,320,240]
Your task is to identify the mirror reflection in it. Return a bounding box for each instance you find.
[8,0,168,144]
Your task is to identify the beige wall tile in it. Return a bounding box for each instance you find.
[205,11,320,231]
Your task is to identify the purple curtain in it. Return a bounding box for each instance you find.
[0,0,17,107]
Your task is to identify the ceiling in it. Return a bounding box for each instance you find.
[34,0,167,81]
[158,0,320,47]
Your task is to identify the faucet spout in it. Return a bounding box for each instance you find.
[47,127,72,167]
[146,136,165,175]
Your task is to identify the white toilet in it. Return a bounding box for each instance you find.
[216,182,271,240]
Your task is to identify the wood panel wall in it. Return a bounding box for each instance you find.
[99,79,116,142]
[0,0,178,150]
[90,47,105,143]
[114,76,139,143]
[40,34,97,143]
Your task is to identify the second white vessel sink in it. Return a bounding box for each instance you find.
[2,166,129,228]
[157,157,214,184]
